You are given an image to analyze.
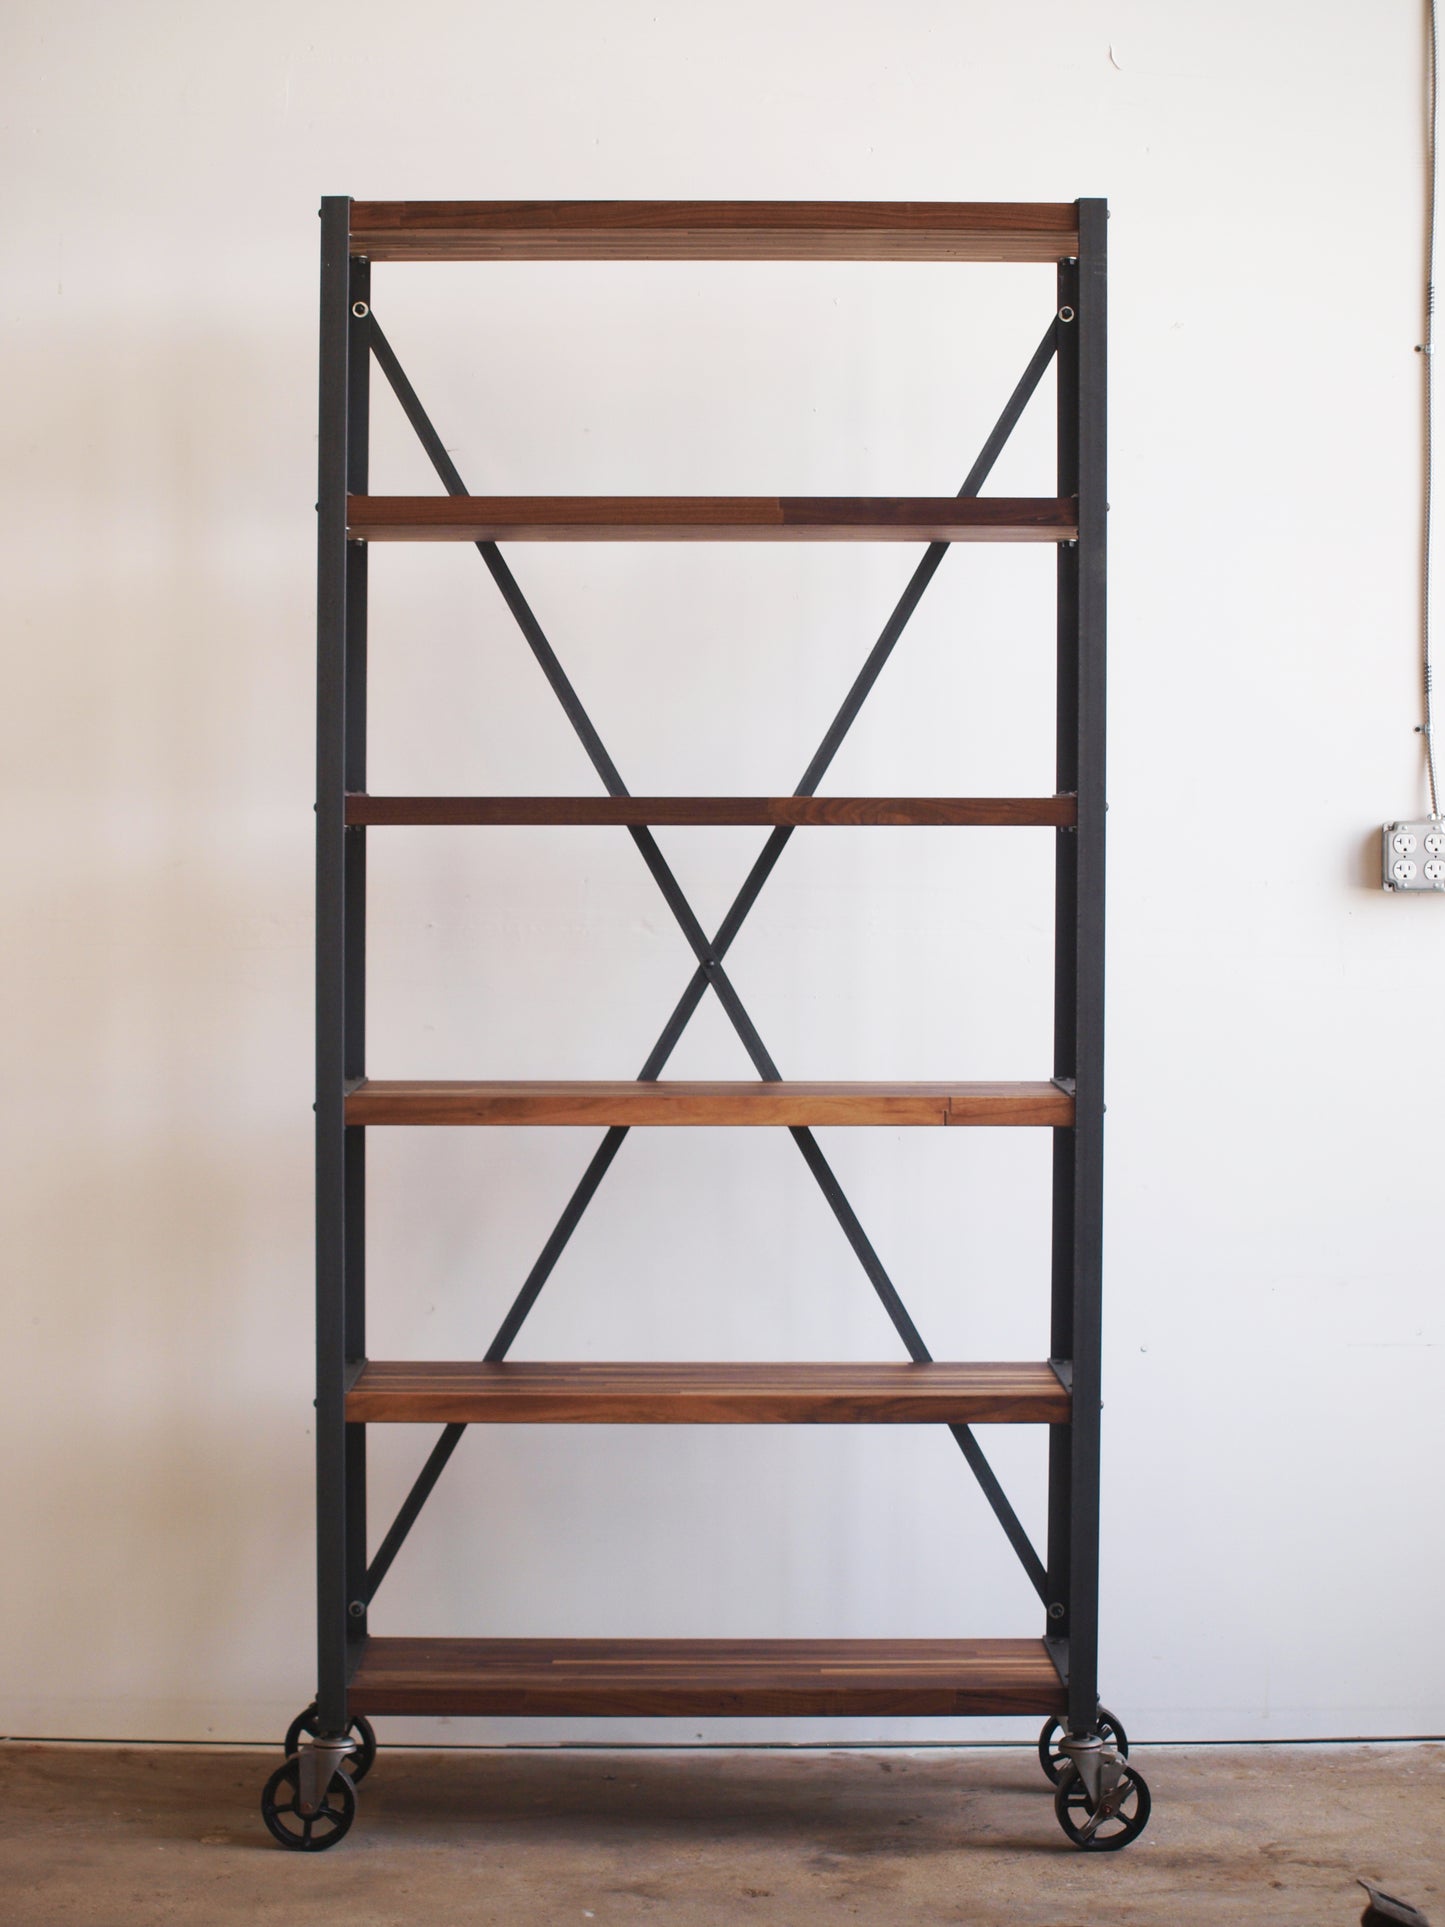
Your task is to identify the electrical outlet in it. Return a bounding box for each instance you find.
[1383,821,1445,890]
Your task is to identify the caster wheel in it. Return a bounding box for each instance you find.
[282,1704,377,1783]
[1054,1759,1151,1851]
[1037,1707,1128,1785]
[260,1756,356,1852]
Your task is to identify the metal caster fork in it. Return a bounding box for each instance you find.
[1053,1732,1151,1851]
[261,1736,358,1851]
[283,1702,377,1782]
[1359,1880,1432,1925]
[1037,1706,1128,1785]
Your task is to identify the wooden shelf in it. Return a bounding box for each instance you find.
[345,794,1077,828]
[346,495,1076,544]
[344,1080,1074,1128]
[346,1361,1070,1425]
[348,1637,1066,1718]
[348,200,1080,264]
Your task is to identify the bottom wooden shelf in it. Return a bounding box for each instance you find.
[348,1637,1065,1718]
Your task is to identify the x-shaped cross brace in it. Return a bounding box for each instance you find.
[358,313,1063,1610]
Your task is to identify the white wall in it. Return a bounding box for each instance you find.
[1,0,1440,1747]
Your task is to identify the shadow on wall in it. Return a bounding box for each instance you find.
[0,319,324,1735]
[1354,829,1385,890]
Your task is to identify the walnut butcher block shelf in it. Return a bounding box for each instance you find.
[344,1079,1074,1128]
[278,195,1142,1855]
[345,795,1078,828]
[348,1638,1067,1719]
[346,1361,1072,1425]
[348,199,1080,263]
[346,495,1077,544]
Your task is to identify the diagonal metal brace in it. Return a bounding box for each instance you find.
[362,314,1059,1603]
[363,322,774,1067]
[362,1420,463,1605]
[364,314,1056,1598]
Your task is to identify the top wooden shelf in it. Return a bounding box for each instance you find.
[348,200,1080,263]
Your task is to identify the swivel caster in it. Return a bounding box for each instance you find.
[1053,1750,1151,1851]
[260,1753,357,1851]
[1037,1706,1128,1785]
[283,1703,377,1783]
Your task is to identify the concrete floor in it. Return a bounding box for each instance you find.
[0,1741,1439,1926]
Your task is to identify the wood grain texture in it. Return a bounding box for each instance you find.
[346,1361,1070,1425]
[348,200,1079,263]
[346,496,1076,543]
[344,1081,1074,1128]
[344,794,1077,828]
[348,1637,1066,1717]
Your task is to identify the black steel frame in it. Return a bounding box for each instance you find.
[313,196,1108,1744]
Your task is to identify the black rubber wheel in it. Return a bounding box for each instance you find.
[1037,1707,1128,1785]
[1053,1759,1151,1851]
[260,1756,357,1852]
[282,1705,377,1783]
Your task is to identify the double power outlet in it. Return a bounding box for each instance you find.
[1383,821,1445,891]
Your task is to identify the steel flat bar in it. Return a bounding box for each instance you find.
[349,198,1080,263]
[345,795,1076,827]
[485,1126,628,1363]
[362,1423,465,1605]
[366,320,779,1080]
[661,312,1063,1029]
[952,1424,1048,1597]
[347,495,1076,543]
[787,1129,1046,1597]
[795,322,1064,798]
[367,322,629,790]
[363,313,784,1087]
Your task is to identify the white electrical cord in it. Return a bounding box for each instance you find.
[1425,0,1442,818]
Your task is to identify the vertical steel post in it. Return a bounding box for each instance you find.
[343,252,370,1662]
[316,195,359,1735]
[1045,236,1080,1681]
[1047,199,1107,1736]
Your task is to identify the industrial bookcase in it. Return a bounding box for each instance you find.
[262,197,1148,1852]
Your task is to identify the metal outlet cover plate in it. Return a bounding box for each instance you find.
[1382,821,1445,890]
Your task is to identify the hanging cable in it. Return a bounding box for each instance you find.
[1423,0,1442,817]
